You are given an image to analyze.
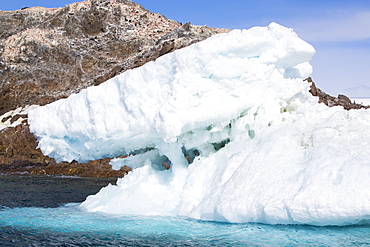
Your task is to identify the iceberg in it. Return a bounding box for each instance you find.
[28,23,370,226]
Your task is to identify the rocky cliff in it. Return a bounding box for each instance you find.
[0,0,367,176]
[0,0,228,115]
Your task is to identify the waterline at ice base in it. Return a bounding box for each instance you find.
[28,23,370,226]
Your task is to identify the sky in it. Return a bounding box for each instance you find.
[1,0,370,98]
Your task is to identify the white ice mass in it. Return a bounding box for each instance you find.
[28,23,370,226]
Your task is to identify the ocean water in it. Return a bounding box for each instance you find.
[1,175,370,246]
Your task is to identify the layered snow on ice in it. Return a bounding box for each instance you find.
[28,23,370,226]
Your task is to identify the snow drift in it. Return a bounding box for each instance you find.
[28,23,370,226]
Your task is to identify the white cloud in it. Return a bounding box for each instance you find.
[291,11,370,42]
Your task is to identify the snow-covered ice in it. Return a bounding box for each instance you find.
[28,23,370,226]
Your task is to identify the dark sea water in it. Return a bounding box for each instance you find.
[1,175,370,246]
[0,175,117,208]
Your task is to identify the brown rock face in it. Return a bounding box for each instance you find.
[0,0,229,176]
[0,124,132,177]
[306,77,370,110]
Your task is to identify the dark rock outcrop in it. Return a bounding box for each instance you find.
[306,77,370,110]
[0,0,229,176]
[0,124,132,177]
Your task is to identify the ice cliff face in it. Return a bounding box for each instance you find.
[29,23,370,225]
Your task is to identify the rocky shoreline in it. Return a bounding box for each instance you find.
[0,124,132,177]
[0,158,132,177]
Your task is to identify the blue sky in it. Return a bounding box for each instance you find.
[1,0,370,98]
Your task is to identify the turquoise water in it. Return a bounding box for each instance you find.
[1,205,370,246]
[1,175,370,246]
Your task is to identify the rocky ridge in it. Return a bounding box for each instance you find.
[0,0,368,176]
